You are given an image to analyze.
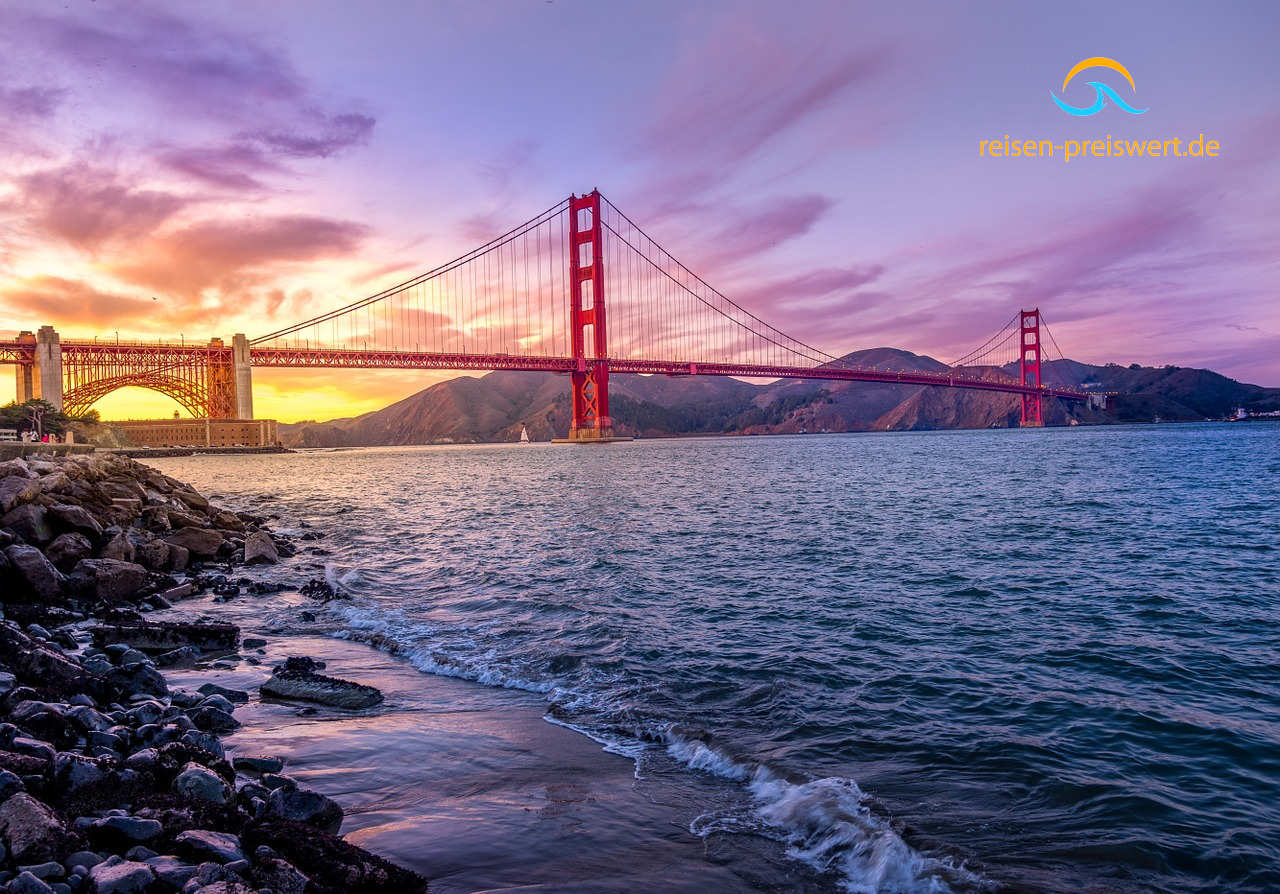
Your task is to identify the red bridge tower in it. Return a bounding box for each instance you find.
[566,190,615,440]
[1020,308,1043,427]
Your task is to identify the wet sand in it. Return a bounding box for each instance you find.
[160,598,791,892]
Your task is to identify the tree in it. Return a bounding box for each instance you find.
[0,399,74,437]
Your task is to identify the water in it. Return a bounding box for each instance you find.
[152,422,1280,893]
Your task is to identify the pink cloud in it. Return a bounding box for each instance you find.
[110,215,369,297]
[8,162,191,250]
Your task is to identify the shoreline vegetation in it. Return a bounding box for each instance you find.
[0,451,427,894]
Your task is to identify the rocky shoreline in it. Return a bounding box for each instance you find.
[0,453,427,894]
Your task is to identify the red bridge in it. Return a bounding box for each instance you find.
[2,191,1089,435]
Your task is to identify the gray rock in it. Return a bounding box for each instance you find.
[0,793,70,863]
[87,860,156,894]
[46,504,103,539]
[92,816,163,842]
[265,786,343,833]
[3,504,53,544]
[8,870,54,894]
[252,856,310,894]
[64,851,105,872]
[0,474,41,514]
[196,684,249,704]
[18,861,64,880]
[173,829,244,864]
[189,706,239,733]
[0,769,24,800]
[0,670,15,694]
[52,753,111,793]
[44,533,93,572]
[97,530,135,563]
[231,756,283,775]
[5,545,65,600]
[66,559,149,603]
[242,531,279,565]
[260,669,383,709]
[163,527,224,559]
[68,706,114,733]
[132,540,170,572]
[143,855,198,887]
[153,646,200,668]
[173,762,229,805]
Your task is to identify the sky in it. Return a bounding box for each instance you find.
[1,0,1277,422]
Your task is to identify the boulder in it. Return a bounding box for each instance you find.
[173,829,244,863]
[164,527,224,559]
[87,859,156,894]
[0,624,101,700]
[0,793,72,863]
[232,755,283,775]
[7,871,54,894]
[166,543,190,571]
[46,503,103,538]
[0,475,41,514]
[67,559,149,603]
[5,545,66,601]
[153,646,201,668]
[197,683,249,704]
[242,531,279,565]
[143,855,199,888]
[97,530,135,563]
[261,668,382,709]
[2,504,53,545]
[132,540,170,571]
[173,762,229,805]
[265,787,343,833]
[44,533,93,572]
[91,815,164,843]
[90,621,239,653]
[251,856,311,894]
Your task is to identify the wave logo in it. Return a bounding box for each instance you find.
[1051,57,1147,116]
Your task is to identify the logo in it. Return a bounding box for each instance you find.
[1050,57,1146,117]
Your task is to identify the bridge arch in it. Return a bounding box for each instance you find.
[62,374,211,419]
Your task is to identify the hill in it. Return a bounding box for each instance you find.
[276,351,1280,446]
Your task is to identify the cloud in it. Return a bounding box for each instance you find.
[1,276,158,329]
[641,24,890,171]
[700,194,834,268]
[157,144,284,191]
[244,111,375,159]
[7,162,191,250]
[735,265,886,313]
[110,214,369,296]
[0,85,65,120]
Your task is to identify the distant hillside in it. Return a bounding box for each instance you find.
[277,350,1280,446]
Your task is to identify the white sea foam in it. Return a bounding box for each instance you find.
[664,727,979,893]
[322,589,980,893]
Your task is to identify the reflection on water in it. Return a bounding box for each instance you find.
[154,422,1280,893]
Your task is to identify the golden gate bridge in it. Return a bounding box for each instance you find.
[2,190,1087,436]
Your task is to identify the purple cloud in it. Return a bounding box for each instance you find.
[8,162,190,250]
[157,144,284,191]
[0,85,65,119]
[245,111,376,159]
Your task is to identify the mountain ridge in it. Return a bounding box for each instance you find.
[276,348,1280,446]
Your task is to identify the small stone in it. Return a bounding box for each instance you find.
[0,769,24,799]
[265,786,343,833]
[241,638,266,649]
[189,706,239,733]
[197,684,249,704]
[154,646,201,668]
[63,851,105,872]
[86,860,155,894]
[92,816,163,842]
[174,829,245,864]
[7,870,54,894]
[17,861,63,880]
[123,846,156,862]
[231,756,283,775]
[173,762,229,805]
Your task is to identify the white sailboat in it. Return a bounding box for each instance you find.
[519,424,531,443]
